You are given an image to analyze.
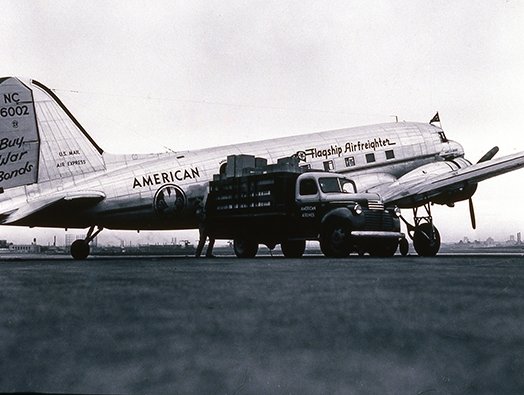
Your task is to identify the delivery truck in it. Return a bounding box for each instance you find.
[206,155,404,258]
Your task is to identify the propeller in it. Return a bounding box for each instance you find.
[468,197,476,229]
[467,146,499,229]
[477,146,499,163]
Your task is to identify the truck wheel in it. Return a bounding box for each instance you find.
[399,238,409,256]
[281,240,306,258]
[413,223,440,256]
[369,240,398,257]
[233,239,259,258]
[320,221,351,258]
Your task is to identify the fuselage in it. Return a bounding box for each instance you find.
[1,121,464,230]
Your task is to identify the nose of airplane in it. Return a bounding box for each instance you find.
[440,139,465,159]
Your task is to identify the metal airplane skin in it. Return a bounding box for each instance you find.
[1,77,524,257]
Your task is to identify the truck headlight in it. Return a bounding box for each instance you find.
[353,203,363,215]
[393,206,401,217]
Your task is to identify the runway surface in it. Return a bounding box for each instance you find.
[0,255,523,394]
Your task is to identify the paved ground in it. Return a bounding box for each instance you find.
[0,255,523,394]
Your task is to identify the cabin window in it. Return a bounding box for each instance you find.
[323,160,334,171]
[385,150,395,160]
[365,153,375,163]
[345,157,355,167]
[299,178,318,195]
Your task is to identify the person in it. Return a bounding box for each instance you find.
[195,193,215,258]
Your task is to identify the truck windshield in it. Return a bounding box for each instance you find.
[318,177,356,193]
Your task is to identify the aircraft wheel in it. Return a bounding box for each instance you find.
[413,223,441,257]
[399,238,409,256]
[281,240,306,258]
[233,238,258,258]
[71,239,90,260]
[320,220,351,258]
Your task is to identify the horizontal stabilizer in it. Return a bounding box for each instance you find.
[1,191,105,224]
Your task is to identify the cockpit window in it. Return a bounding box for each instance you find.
[318,177,356,194]
[438,130,448,142]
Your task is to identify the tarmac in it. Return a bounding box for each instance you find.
[0,255,523,394]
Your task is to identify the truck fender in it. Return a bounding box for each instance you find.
[320,207,354,227]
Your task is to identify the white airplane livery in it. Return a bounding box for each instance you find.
[1,77,524,258]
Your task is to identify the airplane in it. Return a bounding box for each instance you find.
[1,76,524,259]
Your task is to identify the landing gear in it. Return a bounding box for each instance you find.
[71,239,90,260]
[401,202,441,257]
[413,223,440,256]
[70,225,103,260]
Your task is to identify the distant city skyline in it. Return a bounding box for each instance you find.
[1,227,523,248]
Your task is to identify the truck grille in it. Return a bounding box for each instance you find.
[364,210,394,231]
[367,200,384,211]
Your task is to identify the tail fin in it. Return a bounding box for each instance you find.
[0,77,105,191]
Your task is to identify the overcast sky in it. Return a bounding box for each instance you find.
[1,0,524,246]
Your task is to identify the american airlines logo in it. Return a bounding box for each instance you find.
[132,167,201,188]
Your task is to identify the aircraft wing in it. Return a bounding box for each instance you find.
[379,151,524,207]
[0,191,105,225]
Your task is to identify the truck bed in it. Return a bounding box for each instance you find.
[206,172,301,240]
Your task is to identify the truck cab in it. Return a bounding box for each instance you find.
[293,172,403,257]
[296,173,356,202]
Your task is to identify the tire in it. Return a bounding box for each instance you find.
[71,239,90,260]
[413,223,441,257]
[281,240,306,258]
[319,220,351,258]
[233,238,258,258]
[369,240,399,257]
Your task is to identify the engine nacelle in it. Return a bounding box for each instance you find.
[431,183,477,205]
[396,158,477,206]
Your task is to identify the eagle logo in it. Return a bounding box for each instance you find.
[153,184,186,218]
